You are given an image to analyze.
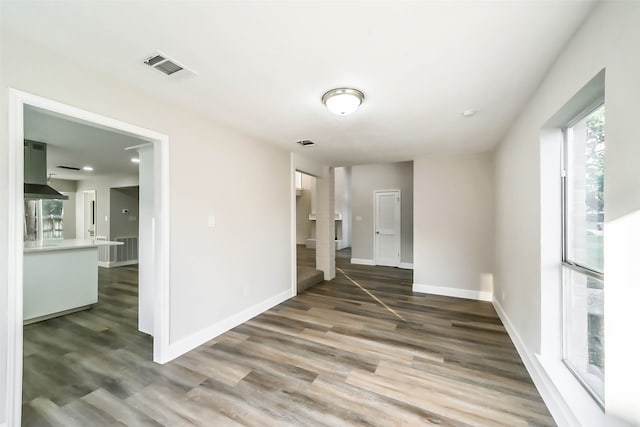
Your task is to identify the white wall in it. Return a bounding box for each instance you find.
[109,186,139,239]
[413,153,494,300]
[75,174,139,243]
[494,2,640,425]
[334,166,352,248]
[0,31,293,424]
[137,146,154,335]
[351,162,413,264]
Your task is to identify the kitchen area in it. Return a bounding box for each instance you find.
[23,139,123,324]
[17,103,159,424]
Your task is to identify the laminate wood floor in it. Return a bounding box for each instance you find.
[22,254,555,426]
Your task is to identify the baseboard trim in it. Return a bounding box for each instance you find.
[492,298,580,427]
[350,258,375,266]
[492,298,614,427]
[413,283,492,302]
[165,289,293,361]
[98,260,138,268]
[398,262,413,270]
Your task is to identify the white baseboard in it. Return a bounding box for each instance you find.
[398,262,413,270]
[350,258,375,266]
[98,260,138,268]
[492,298,608,427]
[165,289,293,361]
[492,298,575,426]
[413,283,492,302]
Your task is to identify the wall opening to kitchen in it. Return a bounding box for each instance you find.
[5,89,171,426]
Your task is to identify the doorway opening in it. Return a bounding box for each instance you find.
[82,190,97,239]
[295,170,324,293]
[6,89,170,427]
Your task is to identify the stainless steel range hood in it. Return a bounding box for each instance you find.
[24,140,68,200]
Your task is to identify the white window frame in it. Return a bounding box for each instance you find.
[560,99,605,409]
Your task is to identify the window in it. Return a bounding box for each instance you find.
[24,198,65,241]
[562,103,605,406]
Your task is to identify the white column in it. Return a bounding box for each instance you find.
[316,166,335,280]
[137,145,154,335]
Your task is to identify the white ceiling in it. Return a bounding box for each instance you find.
[3,1,596,166]
[24,106,146,181]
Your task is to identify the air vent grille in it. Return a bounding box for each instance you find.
[297,140,315,147]
[144,51,195,76]
[155,61,183,75]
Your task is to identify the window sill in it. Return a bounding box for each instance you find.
[536,354,605,426]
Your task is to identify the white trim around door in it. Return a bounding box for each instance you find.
[5,89,171,427]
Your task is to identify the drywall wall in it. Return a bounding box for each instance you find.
[295,173,314,245]
[137,146,154,335]
[0,29,292,418]
[75,174,140,245]
[351,162,413,265]
[49,178,77,239]
[494,1,640,424]
[413,153,494,299]
[0,7,7,420]
[292,154,334,280]
[335,166,352,248]
[109,186,139,239]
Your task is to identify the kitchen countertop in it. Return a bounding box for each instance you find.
[24,239,124,253]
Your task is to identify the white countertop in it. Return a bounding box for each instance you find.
[24,239,124,253]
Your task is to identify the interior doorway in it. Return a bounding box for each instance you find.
[374,190,401,267]
[295,170,324,293]
[82,190,97,239]
[5,88,171,427]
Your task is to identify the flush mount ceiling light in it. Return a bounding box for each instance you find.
[322,88,365,115]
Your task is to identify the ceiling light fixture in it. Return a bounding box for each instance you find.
[82,166,93,171]
[131,158,140,163]
[322,88,365,115]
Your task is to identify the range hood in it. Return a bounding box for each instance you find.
[24,140,68,200]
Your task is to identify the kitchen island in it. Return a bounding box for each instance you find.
[24,239,123,324]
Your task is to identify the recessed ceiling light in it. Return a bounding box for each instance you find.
[131,158,140,163]
[322,88,365,115]
[82,166,93,171]
[462,109,477,117]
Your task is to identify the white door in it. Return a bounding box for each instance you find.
[374,190,401,267]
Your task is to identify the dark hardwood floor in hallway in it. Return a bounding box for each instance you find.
[22,253,555,426]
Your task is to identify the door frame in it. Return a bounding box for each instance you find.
[373,189,401,267]
[82,189,97,239]
[6,88,171,427]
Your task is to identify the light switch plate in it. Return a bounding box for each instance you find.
[207,215,216,228]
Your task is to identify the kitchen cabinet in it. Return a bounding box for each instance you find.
[23,239,122,323]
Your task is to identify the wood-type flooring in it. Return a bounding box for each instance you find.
[22,253,555,426]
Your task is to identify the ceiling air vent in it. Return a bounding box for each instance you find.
[297,140,316,147]
[143,51,196,77]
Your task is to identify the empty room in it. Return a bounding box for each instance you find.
[1,1,639,426]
